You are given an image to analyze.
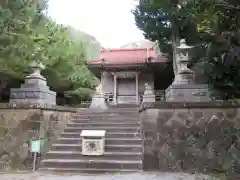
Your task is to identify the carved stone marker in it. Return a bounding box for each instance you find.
[9,60,56,105]
[89,84,108,110]
[165,39,210,102]
[81,130,106,156]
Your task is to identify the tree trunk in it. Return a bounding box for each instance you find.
[172,19,180,77]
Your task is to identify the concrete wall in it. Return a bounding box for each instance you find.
[101,71,154,94]
[140,101,240,173]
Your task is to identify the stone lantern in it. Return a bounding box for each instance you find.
[9,58,56,106]
[173,39,194,85]
[29,60,45,76]
[165,39,210,102]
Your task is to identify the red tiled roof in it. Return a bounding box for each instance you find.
[88,48,167,66]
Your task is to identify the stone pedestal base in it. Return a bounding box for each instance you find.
[142,94,156,103]
[9,88,56,105]
[165,84,210,102]
[9,74,56,105]
[90,93,108,110]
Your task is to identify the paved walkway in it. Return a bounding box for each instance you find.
[0,172,216,180]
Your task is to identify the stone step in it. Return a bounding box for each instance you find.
[108,104,140,108]
[71,117,140,122]
[55,137,142,145]
[44,151,142,161]
[67,122,140,128]
[41,159,142,170]
[75,111,139,114]
[60,132,141,139]
[73,115,140,119]
[64,127,141,133]
[77,108,139,112]
[76,111,139,114]
[40,108,142,173]
[70,120,140,124]
[51,144,142,153]
[39,167,141,173]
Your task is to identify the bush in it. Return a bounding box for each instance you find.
[64,87,93,105]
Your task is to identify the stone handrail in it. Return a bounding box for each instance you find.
[102,90,166,104]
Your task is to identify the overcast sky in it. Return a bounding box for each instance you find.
[47,0,145,48]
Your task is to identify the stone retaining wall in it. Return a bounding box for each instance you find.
[140,101,240,174]
[0,103,76,171]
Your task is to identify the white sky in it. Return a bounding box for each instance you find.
[47,0,145,48]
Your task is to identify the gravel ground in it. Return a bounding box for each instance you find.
[0,172,218,180]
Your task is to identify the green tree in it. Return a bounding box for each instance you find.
[134,0,240,99]
[133,0,206,75]
[0,0,97,103]
[67,27,101,60]
[201,1,240,99]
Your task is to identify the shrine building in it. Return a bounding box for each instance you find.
[87,41,174,105]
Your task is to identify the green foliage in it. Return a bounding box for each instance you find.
[0,0,99,102]
[134,0,240,99]
[66,27,101,60]
[133,0,203,53]
[133,0,172,53]
[205,34,240,99]
[65,87,93,105]
[201,1,240,99]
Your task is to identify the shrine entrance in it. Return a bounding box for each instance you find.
[87,44,172,104]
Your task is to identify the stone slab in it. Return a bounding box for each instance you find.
[165,84,210,102]
[10,88,56,105]
[11,88,56,95]
[0,172,213,180]
[81,130,106,137]
[9,98,56,105]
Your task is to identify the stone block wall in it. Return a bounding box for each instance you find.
[0,103,76,171]
[140,101,240,174]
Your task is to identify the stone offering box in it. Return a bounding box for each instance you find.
[80,130,106,156]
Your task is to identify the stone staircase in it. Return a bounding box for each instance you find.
[39,107,143,173]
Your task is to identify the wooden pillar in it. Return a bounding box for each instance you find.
[113,72,117,104]
[136,72,139,104]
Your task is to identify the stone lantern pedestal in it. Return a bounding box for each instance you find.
[142,83,155,103]
[9,61,56,105]
[165,84,210,102]
[89,84,108,110]
[165,39,210,102]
